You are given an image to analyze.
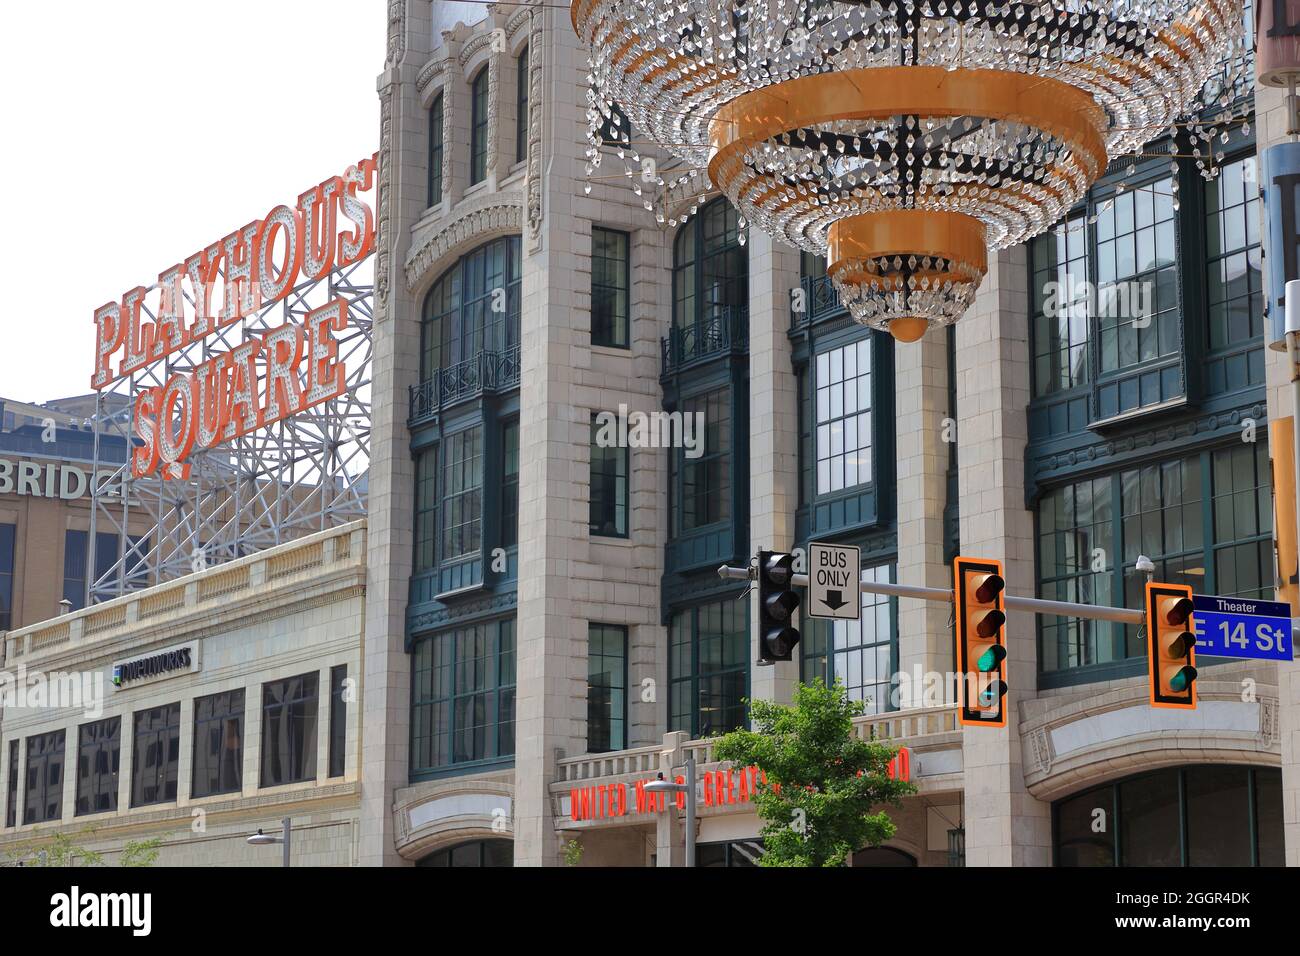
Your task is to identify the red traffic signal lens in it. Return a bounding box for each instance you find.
[973,573,1005,604]
[763,553,795,587]
[1165,631,1195,657]
[1159,595,1194,627]
[974,608,1006,639]
[764,590,801,622]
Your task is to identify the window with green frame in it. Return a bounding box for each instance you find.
[670,388,731,534]
[1037,441,1272,677]
[428,92,443,206]
[591,227,630,348]
[1205,154,1264,391]
[501,420,519,548]
[801,563,897,713]
[1030,214,1090,398]
[590,416,629,538]
[414,447,438,572]
[587,623,627,753]
[421,236,522,383]
[515,46,529,164]
[470,67,489,185]
[672,198,747,330]
[441,427,483,562]
[411,618,516,772]
[813,338,873,496]
[669,599,748,738]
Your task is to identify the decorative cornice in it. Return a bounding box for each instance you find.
[417,57,448,96]
[406,588,519,639]
[458,31,495,70]
[404,197,524,293]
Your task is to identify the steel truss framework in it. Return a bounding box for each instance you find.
[88,258,373,605]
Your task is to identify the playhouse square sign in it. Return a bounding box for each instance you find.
[90,154,378,480]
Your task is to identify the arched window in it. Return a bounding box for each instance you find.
[515,47,529,164]
[416,838,514,867]
[672,198,747,331]
[851,846,917,867]
[420,236,522,384]
[470,68,489,185]
[428,92,443,206]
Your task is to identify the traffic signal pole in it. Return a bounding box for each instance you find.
[718,564,1145,625]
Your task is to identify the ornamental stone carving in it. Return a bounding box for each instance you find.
[405,199,524,293]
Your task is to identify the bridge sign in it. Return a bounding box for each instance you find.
[808,542,860,621]
[1192,595,1294,662]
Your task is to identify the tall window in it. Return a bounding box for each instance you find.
[191,689,245,798]
[592,227,630,348]
[0,522,14,631]
[428,92,444,206]
[587,624,628,753]
[669,600,748,738]
[442,426,484,561]
[672,389,731,533]
[1038,442,1271,677]
[261,672,319,787]
[411,618,516,772]
[673,198,747,330]
[131,703,180,807]
[63,529,117,611]
[501,422,520,548]
[1205,154,1264,390]
[470,67,489,185]
[1030,215,1090,397]
[329,665,348,778]
[515,47,529,164]
[801,563,897,713]
[414,448,438,572]
[814,339,873,495]
[24,730,65,824]
[75,717,120,816]
[421,236,522,383]
[5,739,18,828]
[590,416,629,537]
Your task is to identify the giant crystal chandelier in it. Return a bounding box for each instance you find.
[573,0,1247,341]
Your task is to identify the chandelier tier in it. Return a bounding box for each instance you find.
[573,0,1244,340]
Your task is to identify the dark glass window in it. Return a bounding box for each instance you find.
[329,665,348,778]
[261,672,319,787]
[5,739,18,828]
[414,447,438,572]
[587,624,627,753]
[814,339,873,495]
[592,227,630,348]
[1038,442,1271,677]
[801,563,896,713]
[1205,155,1263,391]
[501,421,520,548]
[63,529,118,611]
[673,198,747,330]
[590,416,629,537]
[669,600,748,738]
[191,689,245,798]
[697,840,764,867]
[131,703,180,807]
[0,522,14,631]
[1056,765,1282,866]
[672,389,731,533]
[24,730,65,824]
[442,426,484,561]
[1030,214,1090,397]
[598,103,630,147]
[470,68,489,185]
[75,717,121,816]
[515,47,529,164]
[417,838,514,867]
[411,618,516,772]
[429,92,444,206]
[421,236,522,383]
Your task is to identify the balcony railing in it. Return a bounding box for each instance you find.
[661,307,748,375]
[408,345,522,426]
[791,274,843,329]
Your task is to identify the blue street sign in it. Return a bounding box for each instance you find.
[1192,595,1294,662]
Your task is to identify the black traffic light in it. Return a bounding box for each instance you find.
[757,550,800,663]
[953,556,1008,727]
[1146,581,1198,709]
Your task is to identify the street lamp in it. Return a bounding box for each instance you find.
[644,752,697,867]
[246,817,291,868]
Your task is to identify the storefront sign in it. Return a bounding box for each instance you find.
[1192,595,1294,662]
[0,458,121,500]
[112,640,201,689]
[567,749,911,823]
[90,155,378,481]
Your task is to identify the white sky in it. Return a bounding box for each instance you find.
[0,1,385,404]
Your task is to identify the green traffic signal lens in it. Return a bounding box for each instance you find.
[976,644,1006,672]
[1169,665,1198,692]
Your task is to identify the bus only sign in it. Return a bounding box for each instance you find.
[1192,595,1294,662]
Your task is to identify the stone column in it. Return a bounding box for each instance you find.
[747,231,801,705]
[894,330,954,701]
[954,247,1052,866]
[358,0,431,866]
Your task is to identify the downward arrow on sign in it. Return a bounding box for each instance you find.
[823,590,847,611]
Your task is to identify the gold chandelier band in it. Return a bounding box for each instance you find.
[826,210,988,280]
[707,66,1109,199]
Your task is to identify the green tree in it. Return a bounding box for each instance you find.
[712,678,916,867]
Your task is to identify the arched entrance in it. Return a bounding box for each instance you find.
[416,839,513,867]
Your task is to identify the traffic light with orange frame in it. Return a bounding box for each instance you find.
[1145,581,1197,709]
[953,556,1008,727]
